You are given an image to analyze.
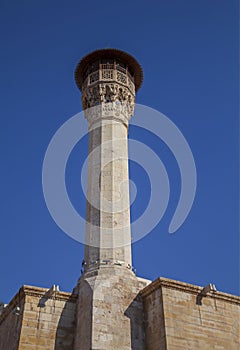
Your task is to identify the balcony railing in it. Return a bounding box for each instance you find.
[82,66,135,93]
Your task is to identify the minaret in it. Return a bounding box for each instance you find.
[75,49,142,273]
[74,49,148,350]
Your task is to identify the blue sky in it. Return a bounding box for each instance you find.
[0,0,239,303]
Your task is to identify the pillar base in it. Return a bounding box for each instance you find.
[74,267,150,350]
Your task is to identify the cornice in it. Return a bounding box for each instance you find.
[141,277,240,305]
[0,285,78,325]
[21,285,78,302]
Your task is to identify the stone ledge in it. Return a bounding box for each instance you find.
[21,285,77,302]
[141,277,240,305]
[0,285,77,325]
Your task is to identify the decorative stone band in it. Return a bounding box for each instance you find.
[82,82,135,112]
[84,102,135,128]
[0,285,77,325]
[141,277,240,305]
[83,259,132,272]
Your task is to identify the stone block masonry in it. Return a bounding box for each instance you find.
[74,267,150,350]
[142,277,240,350]
[0,285,77,350]
[1,277,239,349]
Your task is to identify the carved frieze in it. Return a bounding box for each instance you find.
[82,81,135,123]
[81,63,136,124]
[84,101,134,127]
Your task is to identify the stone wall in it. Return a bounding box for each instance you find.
[0,290,24,350]
[142,277,240,350]
[0,285,77,350]
[142,285,167,349]
[74,267,150,350]
[1,277,239,350]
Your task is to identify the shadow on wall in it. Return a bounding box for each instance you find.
[36,288,77,350]
[54,301,76,350]
[124,293,145,350]
[53,295,77,350]
[72,279,93,350]
[0,290,24,349]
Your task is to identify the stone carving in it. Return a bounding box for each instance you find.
[81,61,136,122]
[102,69,113,80]
[84,101,135,127]
[89,71,99,84]
[117,71,127,84]
[82,82,135,121]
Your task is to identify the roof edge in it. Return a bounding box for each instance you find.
[75,48,143,92]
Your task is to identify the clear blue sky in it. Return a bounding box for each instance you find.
[0,0,239,303]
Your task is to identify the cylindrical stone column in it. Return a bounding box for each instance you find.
[75,49,143,274]
[74,49,146,350]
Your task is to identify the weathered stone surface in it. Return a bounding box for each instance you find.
[0,285,77,350]
[0,292,24,349]
[84,116,132,271]
[74,267,150,350]
[142,277,240,350]
[1,278,239,349]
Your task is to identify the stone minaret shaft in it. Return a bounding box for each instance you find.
[74,49,146,350]
[85,113,132,268]
[75,49,143,274]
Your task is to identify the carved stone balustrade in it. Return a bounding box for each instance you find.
[75,49,143,119]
